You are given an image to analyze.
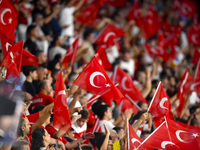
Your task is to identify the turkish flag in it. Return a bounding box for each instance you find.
[180,0,197,18]
[127,122,152,150]
[75,0,105,27]
[111,66,147,104]
[158,31,166,48]
[120,97,141,115]
[191,48,200,66]
[176,68,189,117]
[0,31,40,66]
[127,1,143,27]
[86,94,100,109]
[62,37,80,68]
[0,0,19,41]
[95,46,112,71]
[173,0,181,11]
[73,56,124,106]
[105,0,127,7]
[53,71,71,132]
[142,3,161,39]
[143,120,180,150]
[167,118,200,150]
[188,25,200,47]
[93,24,126,45]
[0,40,23,77]
[191,60,200,94]
[148,82,171,118]
[143,43,164,60]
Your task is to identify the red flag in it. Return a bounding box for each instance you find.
[120,96,141,115]
[176,68,189,117]
[0,41,23,76]
[93,24,126,45]
[0,0,19,41]
[73,56,123,106]
[142,3,161,39]
[167,119,200,150]
[127,0,143,27]
[0,31,40,66]
[158,31,166,48]
[75,0,105,27]
[191,48,200,66]
[173,0,181,11]
[127,121,152,150]
[95,46,112,71]
[191,60,200,94]
[62,37,80,68]
[140,120,180,150]
[148,82,171,118]
[188,24,200,47]
[185,73,194,95]
[105,0,127,7]
[180,0,197,18]
[143,43,164,60]
[53,71,71,132]
[111,66,147,103]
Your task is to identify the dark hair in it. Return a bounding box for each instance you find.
[96,133,112,149]
[26,24,37,37]
[81,145,93,150]
[38,80,48,92]
[11,140,29,150]
[31,128,45,150]
[32,105,45,114]
[129,110,146,125]
[96,104,110,119]
[17,119,26,137]
[113,126,123,134]
[89,132,104,146]
[22,65,38,76]
[83,27,94,40]
[35,50,45,58]
[78,110,89,119]
[68,72,77,83]
[91,99,104,115]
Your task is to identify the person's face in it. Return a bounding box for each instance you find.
[31,70,38,80]
[122,52,131,62]
[107,139,113,150]
[138,72,146,85]
[39,52,47,64]
[77,118,88,128]
[105,107,112,120]
[43,129,51,144]
[118,129,125,139]
[38,68,48,80]
[36,15,44,27]
[68,130,74,139]
[141,103,148,111]
[24,118,31,136]
[45,80,53,95]
[31,27,39,38]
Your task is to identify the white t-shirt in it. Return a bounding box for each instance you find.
[99,120,115,132]
[120,58,135,77]
[72,121,87,139]
[59,7,75,37]
[48,46,66,61]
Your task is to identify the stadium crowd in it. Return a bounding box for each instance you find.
[0,0,200,150]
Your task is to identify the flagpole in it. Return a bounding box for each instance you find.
[82,94,101,107]
[147,81,161,113]
[137,120,166,149]
[125,94,141,110]
[127,119,130,150]
[194,59,200,79]
[112,66,118,84]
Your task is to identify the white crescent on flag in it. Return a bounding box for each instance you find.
[131,138,141,144]
[161,141,178,149]
[159,97,168,110]
[175,130,189,143]
[121,76,132,91]
[1,9,12,25]
[89,71,106,88]
[191,34,199,44]
[58,90,68,108]
[103,32,116,43]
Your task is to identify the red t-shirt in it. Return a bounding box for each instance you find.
[26,112,40,125]
[45,125,68,144]
[29,93,54,113]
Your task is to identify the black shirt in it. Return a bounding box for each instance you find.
[24,38,39,55]
[22,80,36,97]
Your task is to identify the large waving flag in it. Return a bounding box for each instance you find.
[0,0,19,41]
[62,37,80,68]
[191,48,200,66]
[93,24,126,45]
[148,82,171,119]
[0,31,40,66]
[73,56,123,106]
[191,60,200,94]
[176,68,189,117]
[105,0,127,7]
[111,66,147,103]
[53,71,71,132]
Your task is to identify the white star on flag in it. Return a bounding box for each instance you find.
[192,133,199,138]
[105,83,111,87]
[9,18,12,24]
[55,107,62,113]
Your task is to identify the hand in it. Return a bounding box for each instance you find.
[65,89,70,98]
[140,112,149,124]
[125,109,133,120]
[82,132,95,139]
[104,124,110,135]
[71,114,82,124]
